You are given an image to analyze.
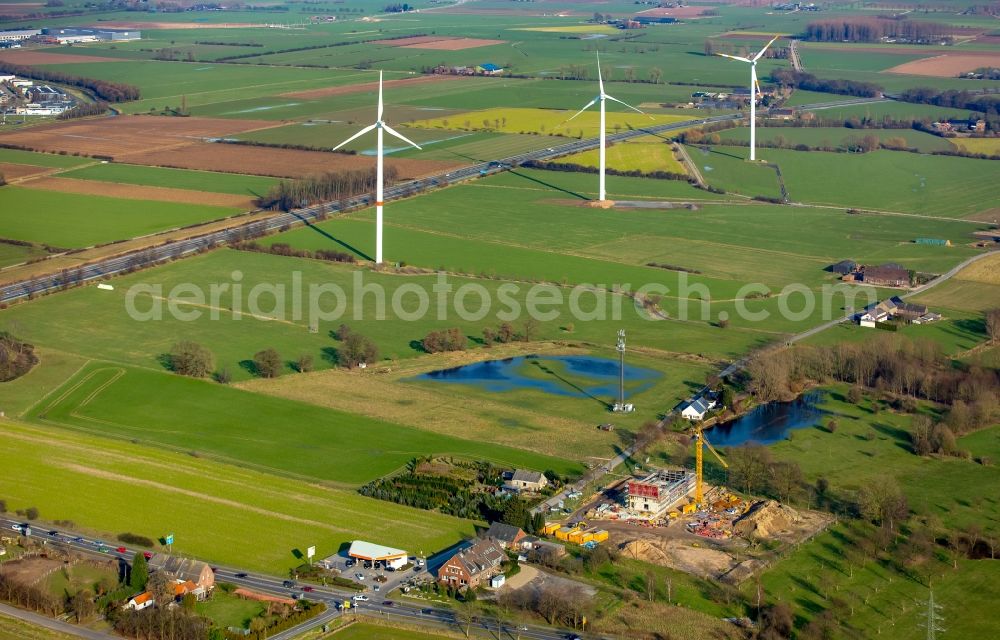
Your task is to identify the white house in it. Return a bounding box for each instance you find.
[125,592,154,611]
[679,395,716,421]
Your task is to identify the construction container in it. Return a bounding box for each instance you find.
[578,531,595,544]
[543,522,561,536]
[590,530,609,543]
[555,527,574,541]
[567,530,586,544]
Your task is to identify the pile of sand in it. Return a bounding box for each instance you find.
[733,500,800,539]
[619,538,733,578]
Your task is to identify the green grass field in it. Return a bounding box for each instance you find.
[717,126,955,153]
[0,613,81,640]
[802,100,976,122]
[28,362,580,484]
[746,387,1000,638]
[0,187,241,248]
[195,590,265,630]
[58,164,279,196]
[764,149,1000,217]
[685,145,783,198]
[0,240,47,268]
[559,136,687,174]
[0,149,93,169]
[0,419,477,572]
[327,623,452,640]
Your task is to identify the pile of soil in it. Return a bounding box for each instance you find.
[619,537,733,578]
[733,500,800,539]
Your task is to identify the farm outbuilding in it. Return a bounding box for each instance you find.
[915,238,951,246]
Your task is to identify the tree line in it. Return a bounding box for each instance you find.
[804,18,951,43]
[235,240,355,264]
[771,68,882,98]
[898,86,1000,118]
[258,166,397,212]
[522,159,692,183]
[56,101,109,120]
[0,62,140,103]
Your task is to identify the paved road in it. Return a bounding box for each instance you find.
[0,602,116,640]
[0,113,741,303]
[0,516,587,640]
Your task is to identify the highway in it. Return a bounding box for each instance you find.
[0,515,588,640]
[0,114,744,303]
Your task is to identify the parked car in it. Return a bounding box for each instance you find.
[373,584,380,592]
[355,573,365,580]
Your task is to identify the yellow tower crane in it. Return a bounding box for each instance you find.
[694,423,728,507]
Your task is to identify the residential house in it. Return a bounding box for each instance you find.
[173,579,206,601]
[437,539,506,589]
[483,521,526,549]
[679,394,716,421]
[505,469,548,492]
[768,107,796,120]
[157,557,215,593]
[859,296,930,328]
[125,592,154,611]
[861,264,909,288]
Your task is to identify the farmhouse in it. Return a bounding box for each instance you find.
[476,63,504,75]
[482,521,526,549]
[504,469,548,492]
[437,538,506,589]
[626,469,695,518]
[156,557,215,593]
[859,296,933,328]
[347,540,408,569]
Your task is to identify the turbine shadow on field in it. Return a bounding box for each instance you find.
[290,211,372,261]
[507,169,590,200]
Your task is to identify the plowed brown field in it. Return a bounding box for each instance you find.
[126,143,464,179]
[282,75,461,100]
[0,162,52,181]
[22,176,255,209]
[885,52,1000,77]
[0,115,281,158]
[400,38,506,50]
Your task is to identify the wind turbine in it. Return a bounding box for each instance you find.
[565,52,648,203]
[333,71,421,264]
[716,35,779,162]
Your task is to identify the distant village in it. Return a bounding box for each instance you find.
[0,74,76,116]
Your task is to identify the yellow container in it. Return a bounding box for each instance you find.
[577,532,595,544]
[682,503,697,514]
[555,527,574,541]
[543,522,561,536]
[590,530,609,543]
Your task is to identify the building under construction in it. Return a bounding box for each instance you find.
[626,469,695,518]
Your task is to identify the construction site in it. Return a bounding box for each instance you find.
[539,425,833,582]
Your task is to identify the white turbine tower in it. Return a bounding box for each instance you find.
[716,35,779,162]
[333,71,421,264]
[566,52,648,203]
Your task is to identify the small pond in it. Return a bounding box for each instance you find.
[413,355,661,400]
[707,390,829,447]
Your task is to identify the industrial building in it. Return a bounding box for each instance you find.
[627,469,695,518]
[41,27,141,43]
[0,30,41,42]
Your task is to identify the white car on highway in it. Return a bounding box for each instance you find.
[352,594,369,602]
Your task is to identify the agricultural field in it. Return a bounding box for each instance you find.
[950,137,1000,156]
[685,145,783,199]
[58,163,280,197]
[0,614,83,640]
[559,136,687,174]
[406,107,693,138]
[717,126,956,153]
[762,149,1000,217]
[0,148,93,169]
[325,623,453,640]
[0,240,47,269]
[27,362,579,483]
[802,100,977,122]
[0,419,476,572]
[0,187,241,248]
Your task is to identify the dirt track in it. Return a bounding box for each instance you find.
[21,176,257,209]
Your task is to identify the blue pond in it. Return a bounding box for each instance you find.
[414,355,661,399]
[707,390,828,447]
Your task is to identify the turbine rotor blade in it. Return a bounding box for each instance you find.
[382,123,422,150]
[716,53,751,63]
[605,94,652,118]
[565,97,599,123]
[753,35,780,62]
[332,122,377,151]
[377,70,384,121]
[596,50,604,94]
